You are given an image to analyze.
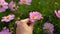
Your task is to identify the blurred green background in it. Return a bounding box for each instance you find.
[0,0,60,34]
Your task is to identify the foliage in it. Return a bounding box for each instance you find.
[0,0,60,34]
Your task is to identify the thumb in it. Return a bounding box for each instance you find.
[30,22,35,28]
[20,18,29,24]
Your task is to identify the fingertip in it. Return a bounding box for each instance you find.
[25,18,29,21]
[21,18,29,23]
[15,21,20,25]
[30,22,35,27]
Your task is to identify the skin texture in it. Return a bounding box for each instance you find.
[16,18,34,34]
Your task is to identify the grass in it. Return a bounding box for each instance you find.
[0,0,60,34]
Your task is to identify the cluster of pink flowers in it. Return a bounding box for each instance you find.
[0,0,32,24]
[29,12,54,34]
[0,0,32,13]
[0,0,60,34]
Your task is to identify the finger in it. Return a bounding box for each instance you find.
[30,22,35,28]
[20,18,29,24]
[15,21,21,27]
[18,18,30,28]
[16,18,29,27]
[15,21,20,25]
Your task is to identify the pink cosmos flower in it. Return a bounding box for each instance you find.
[43,23,54,34]
[55,10,60,18]
[0,0,8,12]
[0,0,5,2]
[29,11,43,22]
[1,14,15,22]
[19,0,32,5]
[0,27,12,34]
[8,1,17,11]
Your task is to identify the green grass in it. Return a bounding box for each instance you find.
[0,0,60,34]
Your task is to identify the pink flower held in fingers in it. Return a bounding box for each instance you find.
[29,11,43,22]
[55,10,60,18]
[19,0,32,5]
[0,0,8,12]
[1,14,15,22]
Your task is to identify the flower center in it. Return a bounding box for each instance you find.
[46,27,50,32]
[13,7,15,9]
[33,16,37,19]
[6,16,9,19]
[0,4,2,8]
[23,0,26,3]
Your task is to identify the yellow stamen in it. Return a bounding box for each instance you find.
[6,16,9,19]
[33,16,37,19]
[13,5,16,9]
[23,0,26,2]
[13,7,15,9]
[46,27,50,31]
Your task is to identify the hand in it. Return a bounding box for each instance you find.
[16,18,35,34]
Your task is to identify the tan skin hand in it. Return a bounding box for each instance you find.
[16,18,35,34]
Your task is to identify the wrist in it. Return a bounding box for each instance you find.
[16,28,33,34]
[22,32,33,34]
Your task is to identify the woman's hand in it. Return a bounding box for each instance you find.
[16,18,35,34]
